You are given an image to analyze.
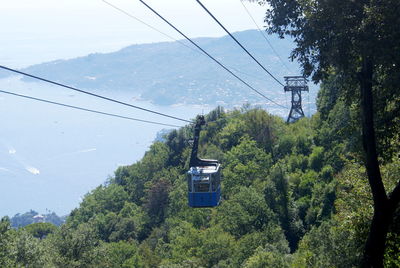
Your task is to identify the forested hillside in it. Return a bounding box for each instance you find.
[1,79,399,266]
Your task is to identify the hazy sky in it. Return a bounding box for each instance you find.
[1,0,268,67]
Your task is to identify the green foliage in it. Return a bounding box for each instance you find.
[334,160,400,265]
[47,222,105,267]
[314,81,361,171]
[6,98,399,267]
[292,220,360,268]
[223,136,272,196]
[243,248,290,268]
[215,186,275,237]
[0,217,16,267]
[262,3,400,265]
[168,222,235,267]
[112,141,171,206]
[217,116,247,151]
[24,222,57,239]
[234,227,289,266]
[14,230,48,267]
[68,184,129,226]
[102,240,141,268]
[265,164,304,251]
[0,217,50,267]
[275,134,295,158]
[166,128,189,167]
[308,146,324,172]
[242,109,281,153]
[144,178,172,228]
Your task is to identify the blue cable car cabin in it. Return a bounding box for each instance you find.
[188,164,221,207]
[187,115,221,207]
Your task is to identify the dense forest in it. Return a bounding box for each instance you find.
[1,0,399,267]
[1,92,399,267]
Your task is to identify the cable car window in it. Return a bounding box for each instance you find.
[211,174,215,191]
[193,175,209,182]
[194,182,210,192]
[187,174,192,192]
[193,176,210,192]
[211,172,220,191]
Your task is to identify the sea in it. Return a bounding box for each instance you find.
[0,75,210,217]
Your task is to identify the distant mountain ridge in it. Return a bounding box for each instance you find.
[10,210,66,228]
[3,30,301,107]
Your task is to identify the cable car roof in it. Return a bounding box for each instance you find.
[188,164,220,175]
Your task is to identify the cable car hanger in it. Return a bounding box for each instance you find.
[189,115,219,168]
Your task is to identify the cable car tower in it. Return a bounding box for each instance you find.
[187,115,221,208]
[284,76,309,123]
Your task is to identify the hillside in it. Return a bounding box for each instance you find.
[1,30,300,107]
[1,91,399,266]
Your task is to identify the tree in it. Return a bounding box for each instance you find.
[234,228,289,266]
[168,222,236,267]
[14,230,47,267]
[292,220,360,267]
[264,164,303,251]
[223,136,272,197]
[215,186,276,237]
[102,241,141,268]
[335,160,400,267]
[68,184,129,226]
[242,109,280,154]
[48,223,104,267]
[0,217,16,267]
[144,178,172,228]
[24,222,57,239]
[243,248,290,268]
[259,0,400,266]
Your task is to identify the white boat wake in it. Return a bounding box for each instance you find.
[26,166,40,175]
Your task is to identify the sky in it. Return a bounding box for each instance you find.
[1,0,269,68]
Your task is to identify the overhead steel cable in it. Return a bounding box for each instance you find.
[238,0,293,73]
[137,0,287,109]
[195,0,285,87]
[0,89,183,128]
[101,0,196,53]
[102,0,272,85]
[0,65,192,123]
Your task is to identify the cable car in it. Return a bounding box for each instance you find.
[187,115,221,207]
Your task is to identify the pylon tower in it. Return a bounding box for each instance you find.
[284,76,309,123]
